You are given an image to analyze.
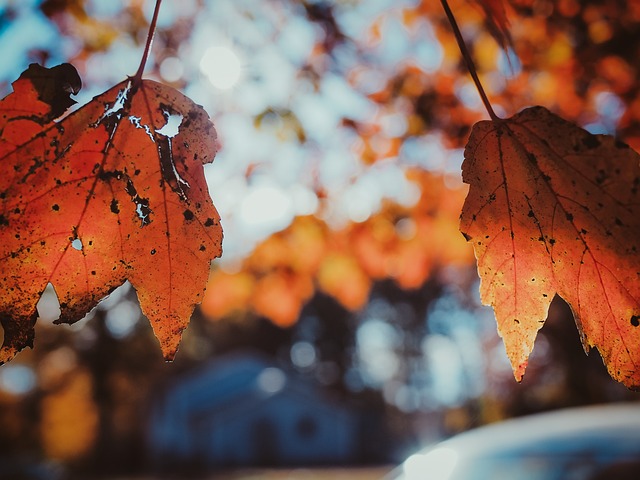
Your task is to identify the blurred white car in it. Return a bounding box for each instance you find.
[390,403,640,480]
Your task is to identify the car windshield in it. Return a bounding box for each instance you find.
[445,431,640,480]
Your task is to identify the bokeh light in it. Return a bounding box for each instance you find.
[200,46,243,90]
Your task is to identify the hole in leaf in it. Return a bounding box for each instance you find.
[99,82,131,121]
[135,201,152,227]
[129,115,154,142]
[36,283,61,324]
[71,238,83,251]
[156,112,182,138]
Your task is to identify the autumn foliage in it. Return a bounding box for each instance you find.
[1,0,640,395]
[201,170,472,327]
[461,106,640,388]
[0,63,222,363]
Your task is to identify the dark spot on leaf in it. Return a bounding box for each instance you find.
[549,238,556,245]
[582,134,601,149]
[527,210,535,218]
[204,218,215,227]
[631,315,640,327]
[566,213,573,221]
[0,215,8,226]
[110,199,120,214]
[514,319,520,324]
[19,63,82,120]
[199,244,206,251]
[527,152,537,164]
[125,179,137,197]
[52,204,60,211]
[60,302,68,309]
[91,271,96,275]
[461,231,471,241]
[151,249,156,255]
[183,209,194,221]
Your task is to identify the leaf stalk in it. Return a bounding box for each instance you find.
[440,0,499,121]
[133,0,163,84]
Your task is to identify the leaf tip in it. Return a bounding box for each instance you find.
[163,350,177,362]
[157,324,186,363]
[512,360,528,383]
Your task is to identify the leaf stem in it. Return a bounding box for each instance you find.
[440,0,499,121]
[133,0,163,84]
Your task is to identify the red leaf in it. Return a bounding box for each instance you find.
[0,64,223,362]
[460,106,640,388]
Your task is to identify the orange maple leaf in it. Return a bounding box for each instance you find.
[0,64,222,363]
[460,106,640,388]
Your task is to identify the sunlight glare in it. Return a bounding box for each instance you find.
[200,46,242,90]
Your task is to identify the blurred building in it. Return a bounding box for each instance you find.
[147,352,372,470]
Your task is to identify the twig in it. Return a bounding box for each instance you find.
[133,0,163,84]
[440,0,499,121]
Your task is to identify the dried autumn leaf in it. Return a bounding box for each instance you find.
[0,64,222,363]
[472,0,513,53]
[460,106,640,388]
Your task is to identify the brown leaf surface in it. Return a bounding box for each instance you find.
[0,64,222,363]
[460,106,640,388]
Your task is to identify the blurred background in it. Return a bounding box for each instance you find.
[1,0,640,478]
